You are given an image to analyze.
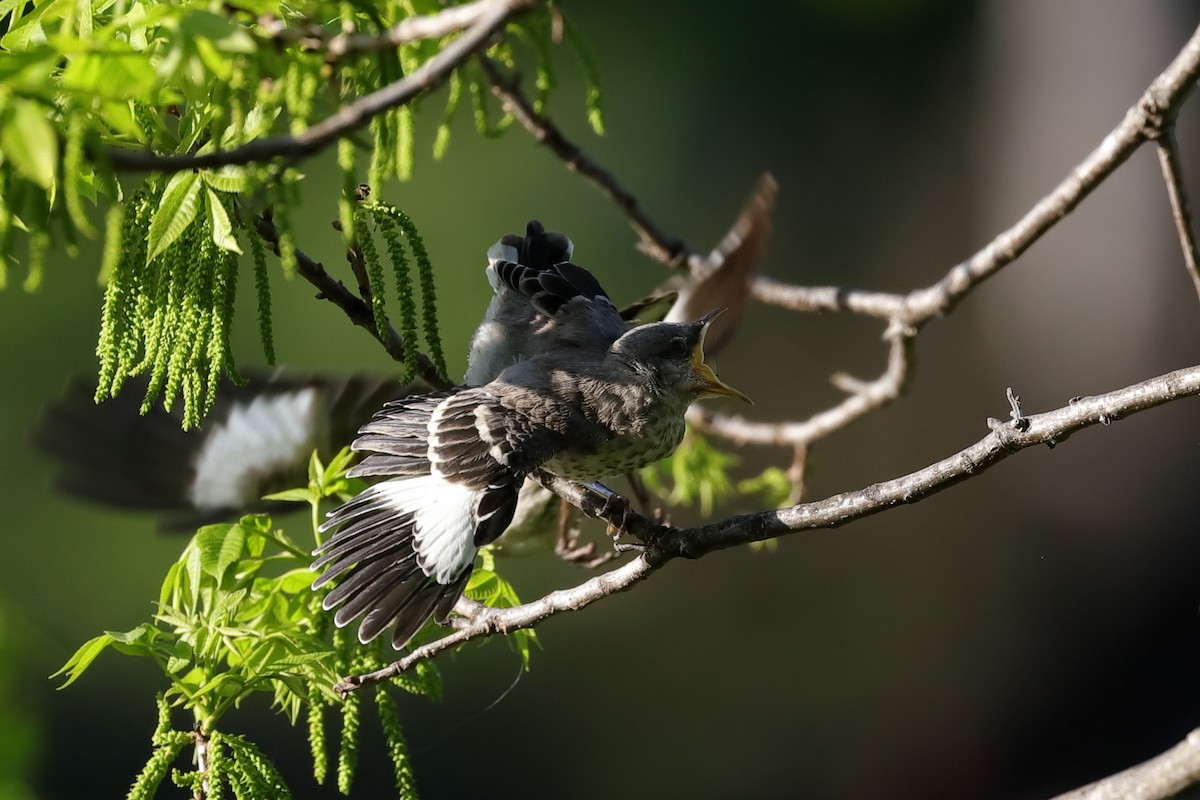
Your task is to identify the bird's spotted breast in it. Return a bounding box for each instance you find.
[543,411,685,480]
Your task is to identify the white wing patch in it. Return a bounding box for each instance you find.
[188,388,321,510]
[374,475,479,584]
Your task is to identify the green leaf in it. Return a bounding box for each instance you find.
[108,623,160,657]
[51,632,115,688]
[201,165,247,193]
[179,10,256,54]
[195,521,246,583]
[146,171,202,262]
[274,569,316,594]
[159,561,183,611]
[261,488,314,504]
[206,188,242,254]
[61,49,160,100]
[1,99,57,189]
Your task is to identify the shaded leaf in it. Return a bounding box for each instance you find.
[1,99,57,189]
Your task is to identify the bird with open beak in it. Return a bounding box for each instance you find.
[312,222,751,649]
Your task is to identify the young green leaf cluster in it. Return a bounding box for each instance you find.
[642,430,794,517]
[93,176,257,429]
[56,446,530,798]
[467,548,539,668]
[0,0,604,287]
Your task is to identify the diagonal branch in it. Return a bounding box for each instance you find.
[479,55,691,267]
[1154,128,1200,305]
[338,363,1200,689]
[107,0,534,174]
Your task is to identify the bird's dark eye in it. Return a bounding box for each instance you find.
[666,337,688,357]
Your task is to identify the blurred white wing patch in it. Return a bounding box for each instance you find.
[188,388,321,510]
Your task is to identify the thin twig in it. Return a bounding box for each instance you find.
[1154,128,1200,305]
[107,0,534,173]
[479,55,691,267]
[337,363,1200,690]
[253,214,450,388]
[689,329,914,447]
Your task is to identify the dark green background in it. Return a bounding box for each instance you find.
[4,1,1200,798]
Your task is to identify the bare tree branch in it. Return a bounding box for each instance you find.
[107,0,534,173]
[337,363,1200,690]
[1154,128,1200,305]
[1051,727,1200,800]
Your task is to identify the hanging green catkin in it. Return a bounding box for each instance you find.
[337,677,361,795]
[139,235,188,414]
[392,208,445,379]
[225,736,292,800]
[368,113,389,191]
[247,225,275,365]
[63,112,95,237]
[373,213,419,381]
[374,686,418,800]
[269,175,300,277]
[564,18,606,135]
[94,204,129,401]
[205,733,227,800]
[354,210,391,344]
[306,685,328,785]
[117,193,156,391]
[204,247,240,417]
[126,738,187,800]
[151,694,172,744]
[396,105,413,180]
[161,229,214,421]
[433,69,462,160]
[24,227,48,291]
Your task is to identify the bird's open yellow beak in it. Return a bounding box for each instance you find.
[690,311,752,404]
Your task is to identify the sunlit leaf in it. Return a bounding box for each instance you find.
[206,187,242,254]
[145,171,202,262]
[50,633,115,688]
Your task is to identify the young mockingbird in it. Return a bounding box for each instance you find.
[311,221,750,649]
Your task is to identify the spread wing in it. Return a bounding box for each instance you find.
[313,386,564,648]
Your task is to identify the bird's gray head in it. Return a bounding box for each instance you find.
[610,310,751,403]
